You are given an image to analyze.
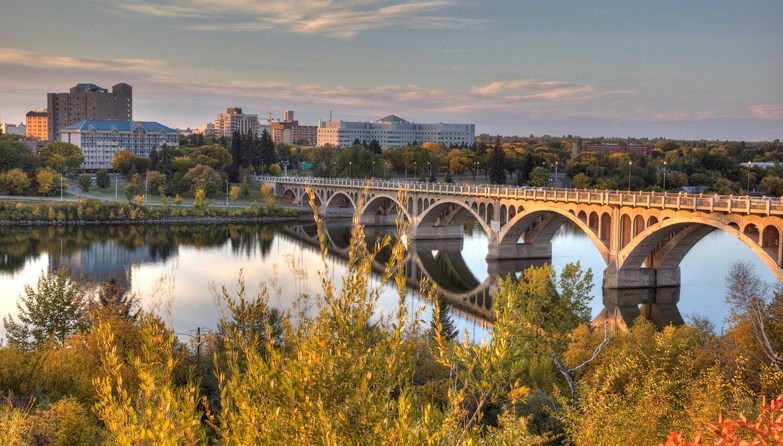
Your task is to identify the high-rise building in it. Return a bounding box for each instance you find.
[269,110,317,145]
[214,107,259,137]
[25,110,48,140]
[317,115,475,148]
[47,83,132,141]
[60,120,179,170]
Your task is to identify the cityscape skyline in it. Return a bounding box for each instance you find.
[1,0,781,141]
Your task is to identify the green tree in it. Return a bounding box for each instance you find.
[95,169,110,189]
[489,136,507,184]
[39,142,84,176]
[760,175,783,196]
[146,171,167,196]
[529,166,549,186]
[4,168,31,195]
[182,144,233,170]
[77,174,91,193]
[3,269,88,350]
[123,182,140,202]
[183,164,222,196]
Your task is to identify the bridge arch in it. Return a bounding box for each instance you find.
[322,191,357,216]
[415,199,493,240]
[620,217,783,283]
[361,193,412,223]
[496,204,611,263]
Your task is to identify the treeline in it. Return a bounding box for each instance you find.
[0,216,781,444]
[0,197,294,223]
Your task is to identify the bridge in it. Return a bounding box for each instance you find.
[261,176,783,291]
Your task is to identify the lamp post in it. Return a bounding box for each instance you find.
[372,160,375,177]
[747,171,751,195]
[114,174,118,199]
[427,161,432,181]
[554,161,559,190]
[628,160,632,192]
[60,174,63,201]
[473,161,477,181]
[663,160,667,192]
[226,180,229,206]
[349,161,352,178]
[414,161,418,180]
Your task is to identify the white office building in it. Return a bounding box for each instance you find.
[214,107,259,137]
[317,115,475,148]
[60,120,179,170]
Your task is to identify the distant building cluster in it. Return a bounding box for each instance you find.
[6,80,476,170]
[317,115,475,148]
[572,140,652,156]
[60,120,179,170]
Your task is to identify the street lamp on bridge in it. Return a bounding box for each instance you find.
[663,160,667,193]
[628,160,632,192]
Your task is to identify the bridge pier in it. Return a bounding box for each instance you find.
[407,224,464,240]
[359,214,398,226]
[592,287,683,330]
[603,266,681,289]
[486,242,552,261]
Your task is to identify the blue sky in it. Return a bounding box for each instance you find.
[1,0,781,140]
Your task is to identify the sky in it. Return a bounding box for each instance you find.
[0,0,781,140]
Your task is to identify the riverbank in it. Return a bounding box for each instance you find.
[0,198,312,226]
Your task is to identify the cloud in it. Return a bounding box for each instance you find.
[0,48,176,83]
[748,104,783,120]
[470,79,636,104]
[104,0,483,39]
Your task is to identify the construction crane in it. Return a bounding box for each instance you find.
[267,112,279,123]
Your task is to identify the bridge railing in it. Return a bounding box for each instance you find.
[257,175,783,216]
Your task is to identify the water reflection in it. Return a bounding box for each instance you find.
[0,221,746,335]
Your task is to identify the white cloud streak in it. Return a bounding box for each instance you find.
[103,0,483,39]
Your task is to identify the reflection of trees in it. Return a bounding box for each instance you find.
[0,223,282,275]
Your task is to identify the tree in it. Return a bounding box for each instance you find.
[489,136,507,184]
[529,166,549,186]
[35,167,58,196]
[430,295,458,341]
[0,134,39,173]
[123,182,139,202]
[95,169,110,189]
[368,139,382,154]
[97,278,138,320]
[77,174,91,193]
[3,168,31,195]
[182,144,233,170]
[259,129,276,169]
[444,169,453,184]
[146,171,167,196]
[3,269,88,350]
[111,150,148,177]
[39,142,84,176]
[183,164,222,196]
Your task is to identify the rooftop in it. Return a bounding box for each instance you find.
[61,120,177,133]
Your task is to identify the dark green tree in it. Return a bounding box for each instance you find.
[259,129,276,170]
[489,136,507,184]
[77,174,91,193]
[95,169,110,189]
[430,295,458,341]
[368,139,382,154]
[444,169,453,183]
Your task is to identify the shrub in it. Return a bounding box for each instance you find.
[77,174,91,193]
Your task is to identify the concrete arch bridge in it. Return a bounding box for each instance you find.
[261,176,783,291]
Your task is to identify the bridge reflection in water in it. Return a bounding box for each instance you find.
[282,222,685,330]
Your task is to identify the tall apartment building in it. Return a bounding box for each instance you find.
[317,115,475,148]
[25,110,48,140]
[214,107,259,137]
[269,110,317,145]
[60,120,179,170]
[47,83,132,141]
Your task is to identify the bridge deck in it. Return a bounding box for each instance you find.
[262,176,783,217]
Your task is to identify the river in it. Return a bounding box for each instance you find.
[0,220,778,342]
